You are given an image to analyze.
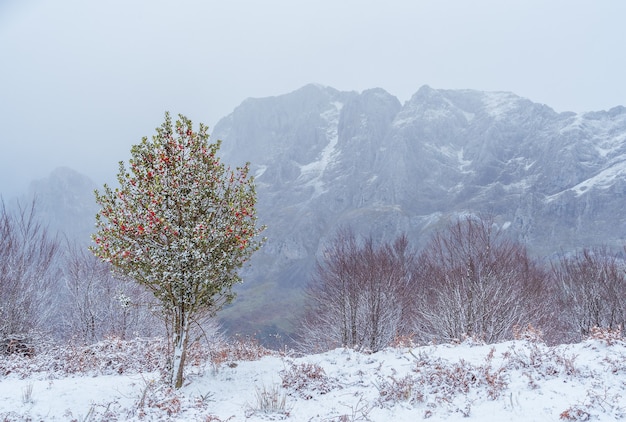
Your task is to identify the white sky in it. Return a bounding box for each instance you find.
[1,0,624,197]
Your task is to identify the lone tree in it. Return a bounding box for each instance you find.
[91,112,264,388]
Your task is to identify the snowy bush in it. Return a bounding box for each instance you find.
[0,337,167,378]
[209,334,274,373]
[587,326,623,346]
[376,349,508,409]
[280,361,342,399]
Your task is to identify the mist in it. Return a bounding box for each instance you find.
[1,0,625,197]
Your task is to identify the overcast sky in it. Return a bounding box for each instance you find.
[1,0,624,197]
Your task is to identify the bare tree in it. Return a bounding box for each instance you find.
[61,242,162,344]
[415,216,547,344]
[0,199,60,338]
[299,229,417,352]
[552,246,626,340]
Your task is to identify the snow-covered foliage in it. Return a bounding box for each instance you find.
[1,331,625,421]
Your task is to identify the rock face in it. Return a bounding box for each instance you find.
[211,84,626,341]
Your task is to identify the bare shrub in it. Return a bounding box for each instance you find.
[61,242,162,343]
[376,351,508,408]
[588,326,623,346]
[0,337,168,378]
[208,334,274,373]
[335,394,374,422]
[376,373,421,404]
[280,361,341,399]
[415,215,548,344]
[2,335,35,357]
[552,247,626,341]
[299,228,418,353]
[55,336,168,375]
[560,387,626,420]
[560,406,591,421]
[225,334,274,361]
[504,341,579,379]
[389,333,417,348]
[0,199,60,338]
[376,341,591,415]
[512,324,544,343]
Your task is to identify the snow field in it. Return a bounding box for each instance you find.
[0,333,625,421]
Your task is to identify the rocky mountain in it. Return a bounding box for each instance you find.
[212,84,626,341]
[19,85,626,344]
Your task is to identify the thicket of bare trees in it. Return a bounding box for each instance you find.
[415,216,549,343]
[298,229,417,352]
[0,200,60,338]
[301,216,626,352]
[61,242,162,344]
[0,200,164,350]
[553,247,626,341]
[3,197,626,354]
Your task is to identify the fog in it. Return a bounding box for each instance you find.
[1,0,624,197]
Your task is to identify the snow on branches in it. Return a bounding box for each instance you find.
[91,112,265,388]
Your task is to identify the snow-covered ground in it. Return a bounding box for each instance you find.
[1,334,625,421]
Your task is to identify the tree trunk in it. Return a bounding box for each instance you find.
[171,310,190,389]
